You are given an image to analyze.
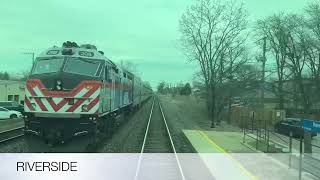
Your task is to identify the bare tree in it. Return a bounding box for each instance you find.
[179,0,248,127]
[256,14,290,109]
[284,14,311,113]
[253,2,320,114]
[0,72,10,80]
[157,81,166,94]
[121,60,139,75]
[215,45,249,124]
[304,1,320,104]
[305,1,320,42]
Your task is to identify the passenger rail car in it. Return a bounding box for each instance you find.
[24,42,152,143]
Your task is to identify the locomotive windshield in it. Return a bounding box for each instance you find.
[32,58,102,76]
[64,58,102,76]
[32,58,64,74]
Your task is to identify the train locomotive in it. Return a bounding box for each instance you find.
[23,41,152,144]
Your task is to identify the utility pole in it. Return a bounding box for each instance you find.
[261,37,267,110]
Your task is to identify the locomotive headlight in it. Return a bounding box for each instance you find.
[85,85,93,90]
[56,80,62,85]
[81,105,88,112]
[56,85,62,90]
[55,80,62,90]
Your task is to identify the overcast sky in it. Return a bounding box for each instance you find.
[0,0,312,89]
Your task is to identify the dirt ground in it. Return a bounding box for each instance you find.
[159,95,212,131]
[98,99,153,152]
[159,94,241,131]
[158,94,253,153]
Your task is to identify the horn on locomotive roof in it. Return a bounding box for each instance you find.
[63,41,79,48]
[80,44,97,50]
[98,51,104,55]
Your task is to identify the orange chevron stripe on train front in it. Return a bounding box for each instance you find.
[24,79,102,114]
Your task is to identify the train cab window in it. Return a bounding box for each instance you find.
[105,66,111,82]
[64,58,101,76]
[32,58,64,74]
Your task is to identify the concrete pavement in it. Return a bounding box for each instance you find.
[183,129,314,180]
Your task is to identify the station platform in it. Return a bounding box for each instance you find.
[183,130,256,180]
[183,130,308,180]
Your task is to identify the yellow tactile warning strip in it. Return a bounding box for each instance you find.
[197,130,257,180]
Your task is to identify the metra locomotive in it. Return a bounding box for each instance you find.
[24,41,152,144]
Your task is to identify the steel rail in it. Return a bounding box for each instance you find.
[0,127,24,144]
[134,97,155,180]
[134,97,185,180]
[158,99,186,180]
[0,127,23,134]
[139,97,155,154]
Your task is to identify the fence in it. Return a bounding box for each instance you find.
[231,106,285,128]
[242,116,290,153]
[242,116,320,179]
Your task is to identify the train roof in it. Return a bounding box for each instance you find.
[37,42,116,66]
[38,46,111,61]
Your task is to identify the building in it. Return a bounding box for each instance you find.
[274,78,320,113]
[231,82,279,110]
[0,80,25,104]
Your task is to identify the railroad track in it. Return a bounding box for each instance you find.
[134,97,185,180]
[0,127,24,144]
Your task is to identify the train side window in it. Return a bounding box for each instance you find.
[105,66,112,82]
[96,64,103,76]
[104,66,108,80]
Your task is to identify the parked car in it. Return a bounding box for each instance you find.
[274,118,317,138]
[0,107,23,119]
[0,101,24,113]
